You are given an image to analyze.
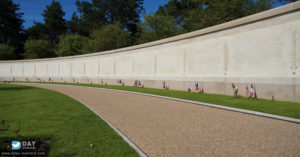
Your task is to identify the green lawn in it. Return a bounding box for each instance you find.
[0,84,139,157]
[10,81,300,119]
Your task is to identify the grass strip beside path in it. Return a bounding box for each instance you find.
[0,84,139,157]
[9,81,300,119]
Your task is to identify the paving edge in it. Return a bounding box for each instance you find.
[15,82,300,125]
[11,82,147,157]
[71,97,148,157]
[13,83,300,124]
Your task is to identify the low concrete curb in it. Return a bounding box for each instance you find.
[18,82,300,124]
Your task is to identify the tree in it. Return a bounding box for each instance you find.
[67,12,89,36]
[75,0,144,35]
[0,44,16,60]
[42,0,67,45]
[137,13,183,44]
[157,0,276,32]
[25,22,49,40]
[57,34,89,56]
[24,40,55,59]
[0,0,24,58]
[85,23,131,53]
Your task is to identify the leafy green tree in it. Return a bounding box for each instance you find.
[57,34,89,56]
[137,13,183,44]
[24,40,55,59]
[75,0,144,35]
[157,0,276,32]
[67,12,89,36]
[0,0,24,58]
[42,0,67,45]
[25,22,49,40]
[0,44,16,60]
[86,23,131,53]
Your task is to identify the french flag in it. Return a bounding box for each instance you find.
[162,81,166,88]
[195,82,200,91]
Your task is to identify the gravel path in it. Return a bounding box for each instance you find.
[20,83,300,157]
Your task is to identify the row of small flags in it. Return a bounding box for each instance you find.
[0,77,277,100]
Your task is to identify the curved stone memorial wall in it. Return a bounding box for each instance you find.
[1,2,300,102]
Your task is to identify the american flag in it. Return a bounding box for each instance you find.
[49,78,51,82]
[162,81,166,88]
[195,82,200,91]
[137,80,141,86]
[101,79,104,84]
[118,79,122,84]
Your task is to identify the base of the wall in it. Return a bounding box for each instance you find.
[1,77,299,103]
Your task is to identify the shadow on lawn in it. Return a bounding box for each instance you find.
[0,86,35,91]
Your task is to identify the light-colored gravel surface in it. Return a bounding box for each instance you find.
[20,83,300,157]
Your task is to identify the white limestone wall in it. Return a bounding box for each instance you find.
[0,2,300,102]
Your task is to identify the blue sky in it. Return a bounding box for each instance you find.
[13,0,287,29]
[13,0,169,29]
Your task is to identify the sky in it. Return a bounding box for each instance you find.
[12,0,169,29]
[12,0,287,29]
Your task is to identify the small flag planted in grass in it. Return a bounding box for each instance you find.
[73,78,75,82]
[195,82,200,92]
[162,81,166,89]
[250,84,254,98]
[49,78,51,82]
[137,80,142,87]
[118,79,122,84]
[101,79,104,84]
[272,96,275,101]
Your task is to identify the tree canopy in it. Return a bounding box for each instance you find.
[0,44,16,60]
[24,40,55,59]
[42,0,67,45]
[85,23,131,52]
[57,34,89,56]
[0,0,24,59]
